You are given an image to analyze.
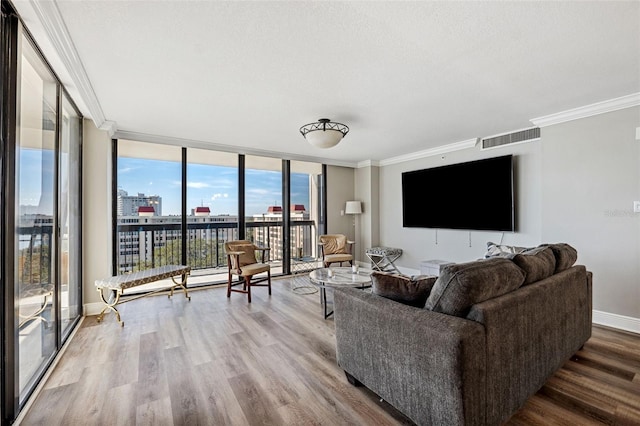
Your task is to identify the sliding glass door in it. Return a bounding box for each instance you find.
[15,30,58,400]
[1,5,84,419]
[59,96,82,339]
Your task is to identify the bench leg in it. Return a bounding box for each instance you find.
[96,288,124,327]
[170,272,191,301]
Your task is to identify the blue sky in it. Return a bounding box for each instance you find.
[18,149,55,214]
[118,157,311,216]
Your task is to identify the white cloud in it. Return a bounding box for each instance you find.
[211,193,229,201]
[247,188,270,196]
[187,182,211,189]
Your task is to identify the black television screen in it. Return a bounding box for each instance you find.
[402,155,515,231]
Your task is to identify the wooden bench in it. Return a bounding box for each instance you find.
[95,265,191,326]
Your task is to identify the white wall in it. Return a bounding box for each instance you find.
[326,165,356,243]
[541,107,640,320]
[375,106,640,330]
[82,120,112,313]
[355,165,380,263]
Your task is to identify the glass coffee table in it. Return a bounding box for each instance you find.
[309,267,372,319]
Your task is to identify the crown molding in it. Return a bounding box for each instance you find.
[379,138,479,166]
[356,160,381,168]
[114,130,358,168]
[100,120,117,137]
[28,0,106,127]
[530,92,640,127]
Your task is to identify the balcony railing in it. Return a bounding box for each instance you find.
[116,220,317,275]
[18,224,53,285]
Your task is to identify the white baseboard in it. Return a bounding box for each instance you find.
[84,302,104,316]
[592,309,640,334]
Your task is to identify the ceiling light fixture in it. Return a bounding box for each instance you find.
[299,118,349,149]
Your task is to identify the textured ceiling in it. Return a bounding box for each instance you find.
[14,1,640,164]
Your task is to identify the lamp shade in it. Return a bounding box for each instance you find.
[304,129,344,149]
[345,201,362,214]
[300,118,349,149]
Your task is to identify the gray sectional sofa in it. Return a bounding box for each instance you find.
[333,243,592,426]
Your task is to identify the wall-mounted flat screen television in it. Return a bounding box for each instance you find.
[402,154,515,231]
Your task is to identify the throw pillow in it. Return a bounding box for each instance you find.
[539,243,578,272]
[371,271,437,308]
[510,246,556,285]
[424,257,526,317]
[484,241,529,258]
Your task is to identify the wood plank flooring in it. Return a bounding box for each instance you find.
[18,275,640,425]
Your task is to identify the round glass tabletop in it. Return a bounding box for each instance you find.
[309,267,372,288]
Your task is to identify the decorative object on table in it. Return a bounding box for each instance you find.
[224,240,271,303]
[299,118,349,149]
[365,246,402,273]
[319,234,354,268]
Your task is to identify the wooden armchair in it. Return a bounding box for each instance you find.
[319,234,354,268]
[224,240,271,303]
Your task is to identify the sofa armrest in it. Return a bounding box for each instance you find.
[466,264,592,425]
[334,287,487,426]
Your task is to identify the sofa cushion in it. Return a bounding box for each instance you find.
[510,246,556,285]
[226,242,257,267]
[539,243,578,272]
[371,271,437,308]
[425,258,526,317]
[484,241,528,258]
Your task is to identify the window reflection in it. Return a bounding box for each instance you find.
[15,33,57,400]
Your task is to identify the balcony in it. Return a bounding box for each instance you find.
[116,219,320,290]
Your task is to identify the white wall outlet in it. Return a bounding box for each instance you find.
[340,209,345,216]
[636,127,640,140]
[634,201,640,213]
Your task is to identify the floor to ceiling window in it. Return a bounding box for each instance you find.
[186,148,238,281]
[115,139,182,289]
[1,2,84,420]
[112,146,326,282]
[289,160,323,273]
[245,155,283,272]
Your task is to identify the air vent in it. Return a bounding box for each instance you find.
[481,127,540,149]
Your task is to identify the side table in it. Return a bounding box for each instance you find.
[420,259,453,277]
[365,246,403,273]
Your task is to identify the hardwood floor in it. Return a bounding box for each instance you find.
[18,275,640,425]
